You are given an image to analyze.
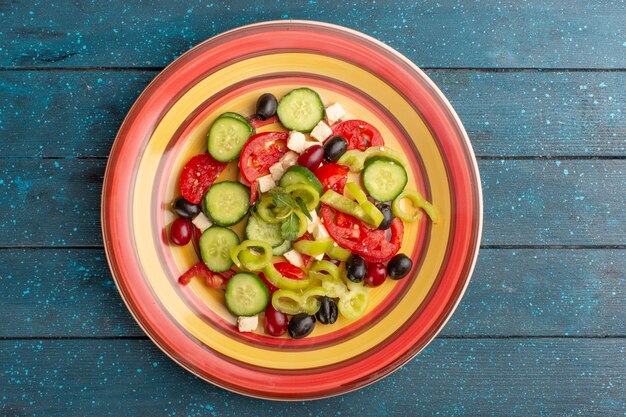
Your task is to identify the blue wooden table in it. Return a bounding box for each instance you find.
[1,1,624,415]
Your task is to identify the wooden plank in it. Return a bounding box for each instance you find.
[0,249,136,337]
[0,71,150,158]
[1,70,624,158]
[2,1,625,69]
[1,339,624,415]
[0,249,623,338]
[1,160,624,246]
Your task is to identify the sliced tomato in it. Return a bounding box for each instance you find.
[179,153,228,204]
[314,163,350,194]
[239,132,289,183]
[249,180,259,205]
[178,262,233,289]
[332,119,384,151]
[274,262,306,280]
[248,115,279,130]
[320,205,403,262]
[258,272,279,293]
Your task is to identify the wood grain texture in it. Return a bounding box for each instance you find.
[1,339,624,416]
[0,160,623,246]
[2,0,625,69]
[0,249,623,338]
[0,70,624,158]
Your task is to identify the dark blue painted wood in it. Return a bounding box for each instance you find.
[1,339,624,416]
[1,1,624,413]
[2,0,625,69]
[1,249,624,338]
[0,70,624,158]
[1,160,624,246]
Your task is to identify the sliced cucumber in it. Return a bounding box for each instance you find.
[245,214,284,248]
[203,181,250,226]
[207,116,252,162]
[225,272,270,316]
[217,112,255,136]
[276,88,324,132]
[272,240,292,256]
[199,226,240,272]
[278,165,323,196]
[362,156,408,201]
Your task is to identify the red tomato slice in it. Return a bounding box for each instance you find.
[314,163,350,194]
[320,205,403,262]
[179,153,228,204]
[239,132,289,183]
[274,262,306,280]
[249,180,259,205]
[258,272,279,293]
[248,115,279,130]
[178,262,234,290]
[332,119,384,151]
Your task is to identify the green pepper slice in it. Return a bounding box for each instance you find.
[272,286,327,315]
[345,182,384,227]
[263,263,311,291]
[293,238,333,256]
[230,240,273,271]
[320,189,381,227]
[285,183,320,211]
[338,286,369,320]
[392,189,439,223]
[337,147,407,172]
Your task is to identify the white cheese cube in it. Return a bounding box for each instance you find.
[312,253,324,261]
[269,162,286,181]
[287,131,307,153]
[257,174,276,193]
[283,249,304,267]
[312,223,330,240]
[191,212,213,232]
[310,121,333,142]
[280,151,299,169]
[306,211,320,234]
[325,103,346,125]
[237,315,258,332]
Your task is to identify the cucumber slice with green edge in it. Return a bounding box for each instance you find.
[272,240,292,256]
[225,272,270,316]
[203,181,250,226]
[199,226,240,272]
[362,156,408,201]
[276,88,324,132]
[207,116,252,162]
[217,112,255,136]
[245,214,284,248]
[278,165,323,196]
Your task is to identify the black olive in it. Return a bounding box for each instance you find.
[376,203,395,230]
[173,197,201,219]
[315,297,338,325]
[323,135,348,162]
[288,314,316,339]
[255,93,278,120]
[346,255,367,283]
[387,254,413,280]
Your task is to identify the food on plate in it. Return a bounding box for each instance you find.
[169,87,439,338]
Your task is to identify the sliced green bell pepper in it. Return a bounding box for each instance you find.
[392,189,439,223]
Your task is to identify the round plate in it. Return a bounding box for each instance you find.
[102,20,482,400]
